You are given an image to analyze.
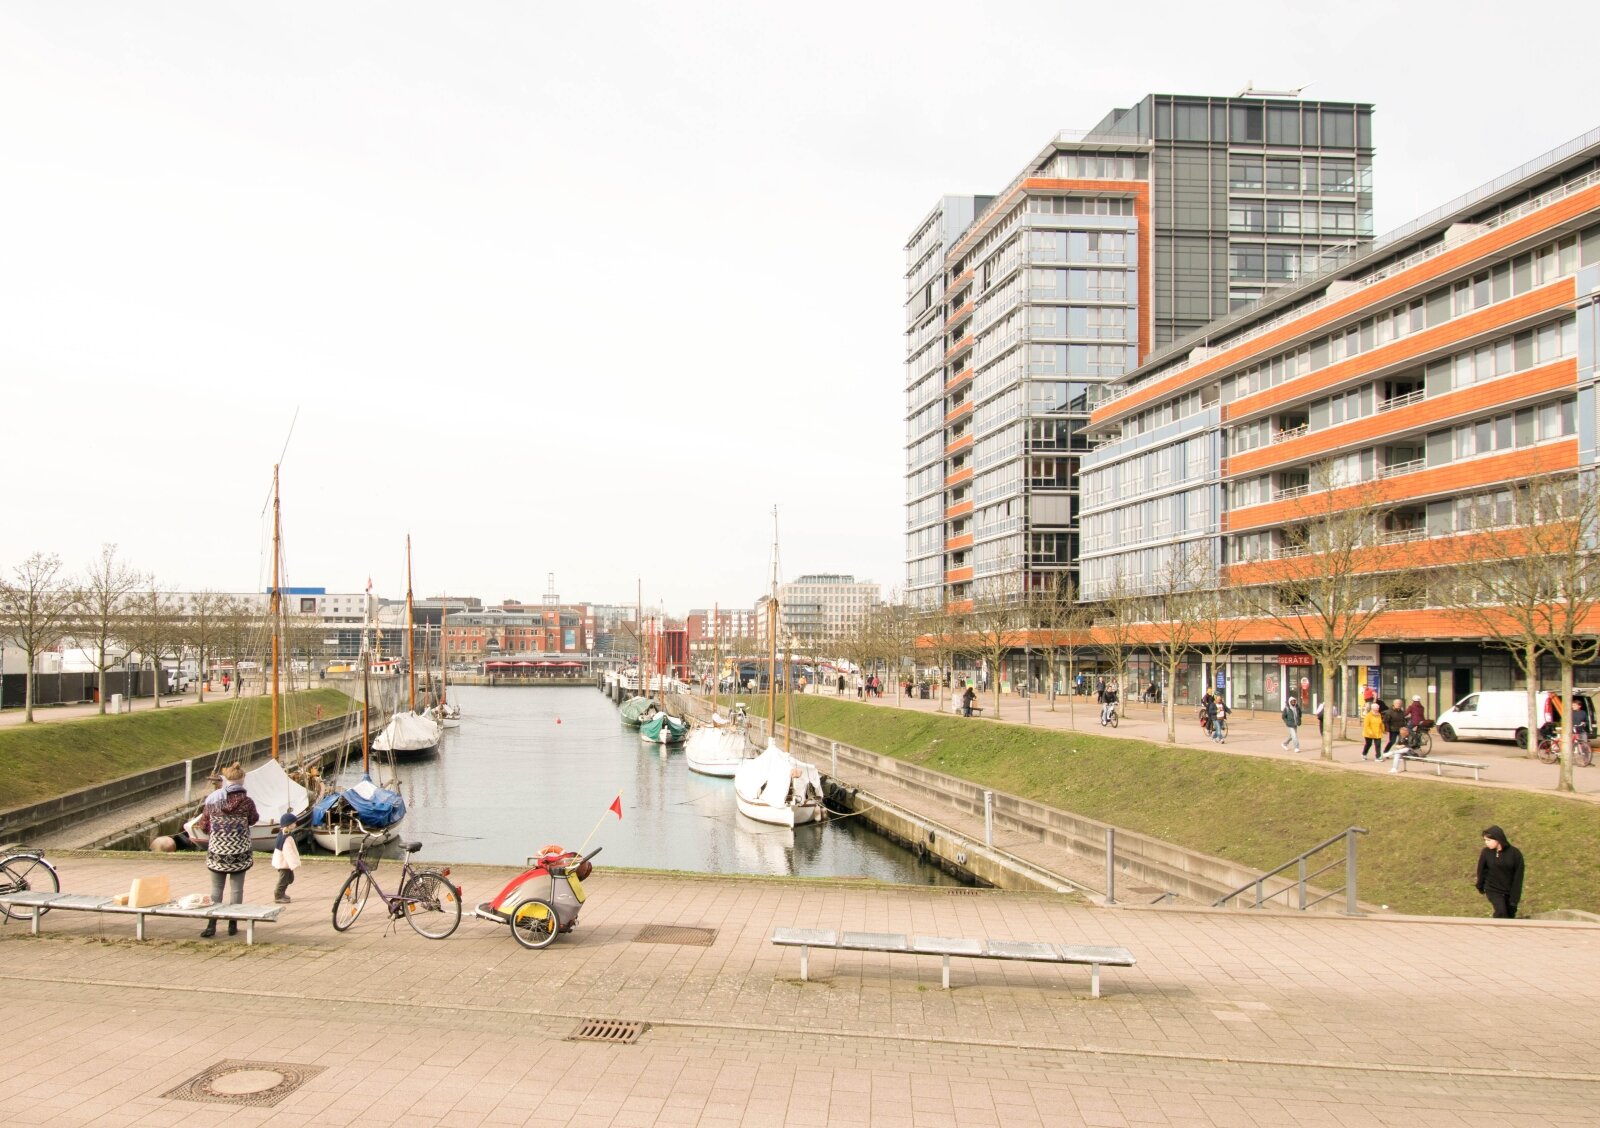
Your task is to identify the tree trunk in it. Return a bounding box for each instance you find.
[1320,662,1336,760]
[1559,662,1576,792]
[1524,643,1540,760]
[23,659,35,723]
[151,661,161,709]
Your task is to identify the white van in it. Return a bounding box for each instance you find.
[1435,690,1593,745]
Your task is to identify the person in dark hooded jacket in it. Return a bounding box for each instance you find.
[1475,825,1524,919]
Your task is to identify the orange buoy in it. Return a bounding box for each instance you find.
[556,717,562,724]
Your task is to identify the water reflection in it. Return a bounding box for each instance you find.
[327,685,960,884]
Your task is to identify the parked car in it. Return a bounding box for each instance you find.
[1434,689,1594,745]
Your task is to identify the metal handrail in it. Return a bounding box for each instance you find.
[1213,826,1368,914]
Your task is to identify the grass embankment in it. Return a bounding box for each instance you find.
[753,696,1600,918]
[0,690,359,812]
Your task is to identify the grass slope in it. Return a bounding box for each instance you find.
[0,690,358,811]
[756,696,1600,918]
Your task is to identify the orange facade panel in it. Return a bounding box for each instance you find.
[945,534,974,551]
[945,366,974,391]
[944,401,974,425]
[1226,357,1578,477]
[944,466,974,487]
[943,334,973,361]
[1224,279,1576,423]
[945,567,974,584]
[945,434,974,455]
[945,500,974,519]
[1227,440,1580,533]
[946,300,974,325]
[1090,181,1600,427]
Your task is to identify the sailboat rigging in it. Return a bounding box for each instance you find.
[371,535,442,759]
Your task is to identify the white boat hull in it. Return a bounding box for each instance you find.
[685,728,749,777]
[312,823,400,855]
[734,792,825,826]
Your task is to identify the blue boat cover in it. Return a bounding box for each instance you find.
[311,776,407,829]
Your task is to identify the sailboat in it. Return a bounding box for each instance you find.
[637,612,687,743]
[190,464,318,850]
[686,603,753,776]
[311,652,406,853]
[435,600,461,729]
[734,509,827,826]
[371,535,442,760]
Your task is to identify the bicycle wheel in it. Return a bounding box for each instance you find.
[1418,731,1432,758]
[1537,741,1559,765]
[332,871,372,932]
[1577,742,1594,768]
[0,855,60,921]
[1108,711,1119,728]
[509,899,560,950]
[401,870,461,939]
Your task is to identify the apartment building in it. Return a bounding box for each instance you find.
[905,92,1374,613]
[1083,125,1600,712]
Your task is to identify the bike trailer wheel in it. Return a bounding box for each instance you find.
[509,898,560,950]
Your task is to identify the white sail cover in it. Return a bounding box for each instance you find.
[733,740,822,810]
[685,727,748,774]
[243,757,311,824]
[372,711,441,753]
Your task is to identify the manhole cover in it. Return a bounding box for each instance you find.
[634,924,717,946]
[570,1018,647,1044]
[162,1060,325,1107]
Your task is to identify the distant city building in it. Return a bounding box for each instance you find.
[443,602,595,662]
[748,574,882,649]
[905,91,1375,611]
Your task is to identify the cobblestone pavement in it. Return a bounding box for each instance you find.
[2,852,1596,1126]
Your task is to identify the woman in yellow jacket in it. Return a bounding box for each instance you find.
[1361,703,1386,761]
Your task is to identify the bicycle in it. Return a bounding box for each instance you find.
[1100,703,1119,728]
[0,848,60,922]
[331,835,462,939]
[1537,729,1593,767]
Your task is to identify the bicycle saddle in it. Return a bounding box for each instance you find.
[403,841,423,854]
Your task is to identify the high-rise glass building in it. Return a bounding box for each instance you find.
[904,92,1374,611]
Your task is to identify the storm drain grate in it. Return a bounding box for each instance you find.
[162,1060,325,1107]
[945,887,984,895]
[570,1018,648,1044]
[634,923,718,946]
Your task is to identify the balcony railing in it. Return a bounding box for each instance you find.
[1378,457,1426,480]
[1275,484,1310,500]
[1271,424,1309,445]
[1377,388,1426,413]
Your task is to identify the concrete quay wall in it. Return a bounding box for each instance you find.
[0,713,366,846]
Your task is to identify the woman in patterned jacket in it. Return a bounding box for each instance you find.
[196,762,258,938]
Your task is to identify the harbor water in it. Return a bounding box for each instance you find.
[332,684,962,885]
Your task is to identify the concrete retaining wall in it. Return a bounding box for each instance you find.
[0,713,365,844]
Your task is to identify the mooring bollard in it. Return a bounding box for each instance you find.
[1105,827,1117,905]
[984,790,994,847]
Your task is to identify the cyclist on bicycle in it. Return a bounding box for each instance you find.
[1100,682,1119,726]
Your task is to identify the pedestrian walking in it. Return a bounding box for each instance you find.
[1406,695,1426,730]
[271,811,301,903]
[1203,692,1224,743]
[836,673,845,696]
[1475,825,1525,919]
[196,762,257,938]
[961,683,976,717]
[1361,702,1385,760]
[1381,698,1406,756]
[1280,696,1302,752]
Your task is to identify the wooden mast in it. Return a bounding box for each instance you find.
[711,602,719,711]
[270,464,282,761]
[406,535,416,713]
[362,649,371,776]
[766,507,778,745]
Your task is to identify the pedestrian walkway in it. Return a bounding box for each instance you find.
[842,685,1600,801]
[1,851,1595,1126]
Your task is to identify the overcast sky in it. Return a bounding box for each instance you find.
[3,1,1594,612]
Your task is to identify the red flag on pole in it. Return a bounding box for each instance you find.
[609,795,623,819]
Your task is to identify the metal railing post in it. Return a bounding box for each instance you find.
[831,741,838,778]
[1105,827,1116,905]
[1298,858,1308,910]
[983,790,994,847]
[184,759,193,803]
[1345,830,1360,915]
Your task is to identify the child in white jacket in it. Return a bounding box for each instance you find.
[271,811,302,903]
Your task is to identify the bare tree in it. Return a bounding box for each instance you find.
[215,597,265,697]
[0,553,79,722]
[1028,576,1092,725]
[1190,565,1250,731]
[917,602,968,711]
[966,568,1026,719]
[1091,569,1144,713]
[1247,462,1405,760]
[184,590,230,702]
[1147,546,1210,743]
[73,544,143,714]
[1433,473,1600,790]
[123,584,184,709]
[870,594,921,705]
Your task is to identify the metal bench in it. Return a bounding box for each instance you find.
[0,892,283,945]
[771,927,1135,996]
[1399,753,1487,781]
